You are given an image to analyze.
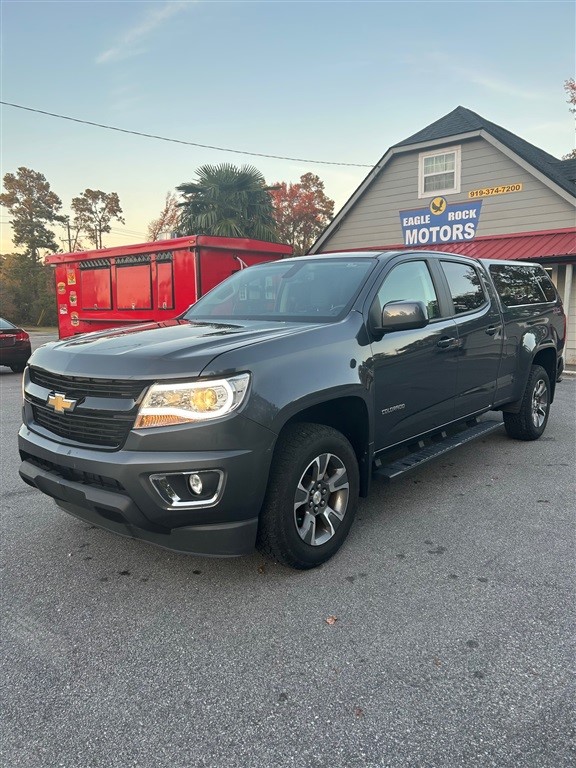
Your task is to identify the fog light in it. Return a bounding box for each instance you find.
[189,473,203,495]
[149,469,224,508]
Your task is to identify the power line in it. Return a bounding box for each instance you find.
[3,217,147,238]
[108,230,148,239]
[109,227,148,236]
[1,100,374,169]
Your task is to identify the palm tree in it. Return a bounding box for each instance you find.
[177,164,279,241]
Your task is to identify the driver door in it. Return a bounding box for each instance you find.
[368,258,458,451]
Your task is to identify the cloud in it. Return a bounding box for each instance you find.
[108,83,145,113]
[97,1,191,64]
[462,72,544,101]
[406,52,547,102]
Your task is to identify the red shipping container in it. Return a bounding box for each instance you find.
[46,235,292,339]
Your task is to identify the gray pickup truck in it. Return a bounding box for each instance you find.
[19,250,566,569]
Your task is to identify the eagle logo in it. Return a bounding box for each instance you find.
[430,197,447,215]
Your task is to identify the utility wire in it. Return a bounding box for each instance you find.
[109,227,148,236]
[1,101,374,168]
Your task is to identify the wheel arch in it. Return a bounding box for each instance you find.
[278,396,372,497]
[532,347,557,402]
[500,345,558,413]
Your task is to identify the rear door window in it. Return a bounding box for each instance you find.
[440,261,487,314]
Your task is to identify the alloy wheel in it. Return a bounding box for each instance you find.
[293,453,349,546]
[531,378,549,428]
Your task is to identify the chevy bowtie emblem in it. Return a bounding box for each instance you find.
[47,392,77,414]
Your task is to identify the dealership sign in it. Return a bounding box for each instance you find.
[400,197,483,246]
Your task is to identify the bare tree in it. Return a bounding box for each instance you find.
[563,78,576,159]
[71,189,125,249]
[59,215,86,252]
[147,192,181,241]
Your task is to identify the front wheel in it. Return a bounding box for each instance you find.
[257,423,359,569]
[503,364,551,441]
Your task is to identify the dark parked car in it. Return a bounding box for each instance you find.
[0,318,31,373]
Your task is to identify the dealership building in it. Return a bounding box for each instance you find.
[311,106,576,365]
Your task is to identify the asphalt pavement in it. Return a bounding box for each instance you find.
[1,335,574,768]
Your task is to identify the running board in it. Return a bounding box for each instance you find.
[373,420,503,481]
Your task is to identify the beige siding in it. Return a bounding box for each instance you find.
[555,266,576,366]
[320,137,575,252]
[568,291,576,365]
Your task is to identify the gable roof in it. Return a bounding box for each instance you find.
[557,157,576,182]
[394,106,575,197]
[311,106,575,253]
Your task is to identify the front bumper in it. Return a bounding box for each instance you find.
[18,417,276,557]
[0,343,31,367]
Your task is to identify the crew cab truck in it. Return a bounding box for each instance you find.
[19,251,565,569]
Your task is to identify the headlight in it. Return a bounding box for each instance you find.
[134,373,250,429]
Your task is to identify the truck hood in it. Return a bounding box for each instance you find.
[28,319,322,378]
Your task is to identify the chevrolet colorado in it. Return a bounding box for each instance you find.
[19,250,566,569]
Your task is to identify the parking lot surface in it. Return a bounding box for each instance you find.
[1,338,574,767]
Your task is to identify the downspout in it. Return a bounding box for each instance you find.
[563,264,573,364]
[550,265,558,286]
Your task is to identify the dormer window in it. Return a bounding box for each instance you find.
[418,146,461,198]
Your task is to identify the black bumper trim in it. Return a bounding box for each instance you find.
[57,499,258,557]
[19,459,258,557]
[20,459,158,530]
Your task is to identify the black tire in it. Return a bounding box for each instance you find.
[10,363,26,373]
[257,423,359,569]
[503,364,551,441]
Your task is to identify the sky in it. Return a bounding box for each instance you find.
[1,0,574,254]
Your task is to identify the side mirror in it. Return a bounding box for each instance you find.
[376,300,429,333]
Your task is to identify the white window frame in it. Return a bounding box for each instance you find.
[418,146,461,198]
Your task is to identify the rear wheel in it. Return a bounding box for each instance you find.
[10,363,26,373]
[503,364,550,441]
[257,423,359,569]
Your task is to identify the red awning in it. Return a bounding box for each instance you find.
[387,228,576,261]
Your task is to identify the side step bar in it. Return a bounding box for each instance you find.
[373,420,503,481]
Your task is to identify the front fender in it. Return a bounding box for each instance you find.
[200,314,374,435]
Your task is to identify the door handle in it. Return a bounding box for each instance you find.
[437,336,457,349]
[485,325,500,336]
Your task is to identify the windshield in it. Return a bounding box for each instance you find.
[184,259,375,323]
